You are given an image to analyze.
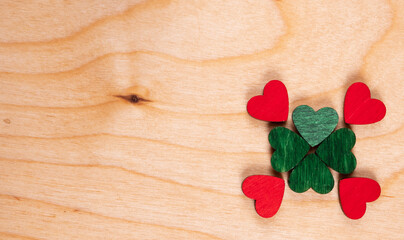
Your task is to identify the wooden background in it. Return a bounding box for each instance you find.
[0,0,403,239]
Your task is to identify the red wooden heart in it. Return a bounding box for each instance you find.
[247,80,289,122]
[242,175,285,218]
[344,82,386,124]
[339,178,381,220]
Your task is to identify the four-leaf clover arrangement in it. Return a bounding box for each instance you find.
[242,80,386,219]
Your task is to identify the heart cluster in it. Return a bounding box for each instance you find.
[243,80,385,219]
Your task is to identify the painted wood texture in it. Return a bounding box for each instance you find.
[242,175,285,218]
[344,82,387,124]
[0,0,403,239]
[292,105,338,147]
[269,126,309,172]
[289,153,334,194]
[316,128,357,174]
[247,80,289,122]
[339,178,381,220]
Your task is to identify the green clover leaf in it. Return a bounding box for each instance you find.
[269,127,310,172]
[269,106,357,194]
[288,153,334,194]
[292,105,339,147]
[316,128,357,174]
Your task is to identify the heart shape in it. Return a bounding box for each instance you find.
[288,154,334,194]
[269,127,310,172]
[292,105,338,147]
[247,80,289,122]
[242,175,285,218]
[316,128,357,174]
[344,82,386,124]
[339,178,381,219]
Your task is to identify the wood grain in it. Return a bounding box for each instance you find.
[0,0,403,239]
[316,128,357,174]
[288,153,334,194]
[292,105,338,147]
[269,126,310,172]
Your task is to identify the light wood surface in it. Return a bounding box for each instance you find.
[0,0,403,239]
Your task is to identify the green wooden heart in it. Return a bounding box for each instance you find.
[268,127,310,172]
[316,128,357,174]
[292,105,338,147]
[288,153,334,194]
